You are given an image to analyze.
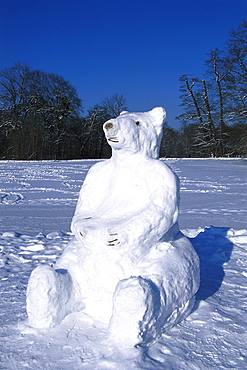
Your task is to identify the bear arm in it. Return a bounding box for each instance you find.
[71,161,113,238]
[107,174,179,252]
[139,163,179,239]
[70,181,94,238]
[125,190,178,246]
[73,161,110,218]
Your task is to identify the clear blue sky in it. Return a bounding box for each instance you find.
[1,0,246,128]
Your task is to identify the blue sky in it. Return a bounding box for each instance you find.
[1,0,247,128]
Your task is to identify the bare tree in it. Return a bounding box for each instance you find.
[80,94,127,158]
[226,18,247,122]
[205,49,232,156]
[101,93,128,117]
[177,17,247,157]
[178,75,218,156]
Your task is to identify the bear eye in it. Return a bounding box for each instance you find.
[135,121,140,126]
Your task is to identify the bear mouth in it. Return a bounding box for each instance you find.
[108,137,119,143]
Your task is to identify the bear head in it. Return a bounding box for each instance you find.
[103,107,166,159]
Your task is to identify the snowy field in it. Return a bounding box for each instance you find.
[0,158,246,369]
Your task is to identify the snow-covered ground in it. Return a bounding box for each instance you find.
[0,158,246,369]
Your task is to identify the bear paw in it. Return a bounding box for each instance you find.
[108,276,161,347]
[26,265,72,328]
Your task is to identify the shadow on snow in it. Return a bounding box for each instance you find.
[190,226,233,302]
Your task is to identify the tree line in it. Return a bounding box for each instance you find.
[175,17,247,158]
[0,62,127,160]
[0,18,246,160]
[0,63,82,160]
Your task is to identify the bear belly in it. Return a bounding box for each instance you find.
[86,166,151,220]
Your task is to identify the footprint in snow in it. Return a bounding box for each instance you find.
[0,193,25,204]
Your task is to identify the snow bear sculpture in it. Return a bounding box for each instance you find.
[26,107,200,347]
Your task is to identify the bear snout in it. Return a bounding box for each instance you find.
[104,121,119,142]
[104,122,114,130]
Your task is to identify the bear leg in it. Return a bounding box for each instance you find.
[108,276,161,347]
[26,264,73,328]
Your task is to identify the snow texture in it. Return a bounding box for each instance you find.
[0,157,246,366]
[26,107,200,347]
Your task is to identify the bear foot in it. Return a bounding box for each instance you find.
[26,265,72,328]
[108,276,161,347]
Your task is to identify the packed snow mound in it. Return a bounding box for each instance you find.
[1,158,246,369]
[26,107,200,347]
[1,227,246,369]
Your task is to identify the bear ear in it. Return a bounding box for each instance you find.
[148,107,166,126]
[120,110,129,115]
